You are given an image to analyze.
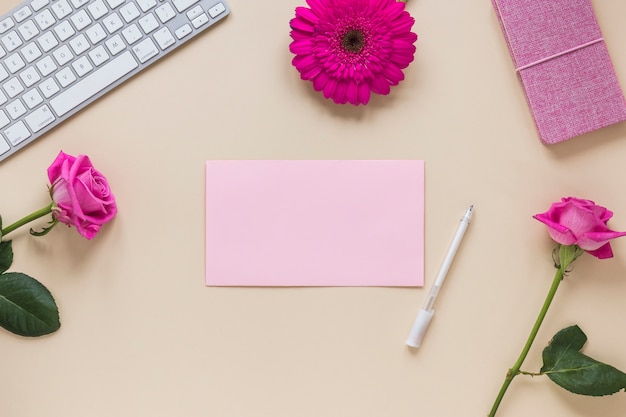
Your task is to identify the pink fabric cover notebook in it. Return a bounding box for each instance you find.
[205,160,424,287]
[492,0,626,145]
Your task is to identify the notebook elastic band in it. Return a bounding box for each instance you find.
[516,38,604,72]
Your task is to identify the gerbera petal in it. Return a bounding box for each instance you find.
[302,66,323,80]
[295,6,320,24]
[390,14,415,33]
[290,18,315,33]
[382,2,405,21]
[323,78,338,99]
[357,82,371,105]
[289,39,315,55]
[306,0,324,11]
[333,80,349,103]
[345,81,359,105]
[293,55,323,79]
[390,50,416,68]
[383,63,404,85]
[312,71,330,91]
[370,74,391,95]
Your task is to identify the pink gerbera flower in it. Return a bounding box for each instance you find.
[289,0,418,106]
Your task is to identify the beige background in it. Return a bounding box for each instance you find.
[2,0,626,416]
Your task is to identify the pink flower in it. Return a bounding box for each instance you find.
[533,197,626,259]
[289,0,418,106]
[47,151,117,240]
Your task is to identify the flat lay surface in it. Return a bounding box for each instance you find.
[2,0,626,416]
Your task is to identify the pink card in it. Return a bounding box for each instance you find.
[205,160,424,287]
[492,0,626,144]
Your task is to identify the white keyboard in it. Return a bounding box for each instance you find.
[0,0,230,162]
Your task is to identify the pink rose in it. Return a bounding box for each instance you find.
[533,197,626,259]
[47,151,117,240]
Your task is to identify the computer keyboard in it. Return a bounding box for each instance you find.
[0,0,230,162]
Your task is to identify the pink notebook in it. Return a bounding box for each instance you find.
[492,0,626,144]
[205,160,424,287]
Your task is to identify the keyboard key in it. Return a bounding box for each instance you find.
[52,45,73,66]
[39,78,60,98]
[137,0,157,13]
[208,3,226,18]
[4,121,30,145]
[105,0,125,9]
[0,111,9,128]
[71,9,92,31]
[153,27,175,50]
[102,12,123,33]
[0,136,9,155]
[120,3,141,23]
[36,31,58,52]
[192,13,209,29]
[14,7,32,23]
[174,24,191,39]
[3,77,24,98]
[50,51,138,116]
[31,0,50,12]
[138,13,159,34]
[0,66,8,82]
[89,45,110,66]
[104,34,125,55]
[1,31,22,52]
[21,42,43,63]
[186,5,203,20]
[88,0,109,20]
[0,18,14,34]
[34,9,55,30]
[25,105,55,132]
[69,33,90,54]
[56,67,77,87]
[36,55,57,76]
[155,3,176,23]
[0,90,7,104]
[53,20,75,41]
[18,20,39,41]
[5,53,25,73]
[132,38,158,63]
[122,24,142,44]
[70,0,90,8]
[172,0,199,13]
[86,22,107,44]
[51,0,72,20]
[23,88,44,108]
[7,99,27,119]
[72,56,93,77]
[19,67,40,87]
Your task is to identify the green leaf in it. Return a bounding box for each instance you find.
[0,240,12,274]
[541,325,626,396]
[0,272,60,337]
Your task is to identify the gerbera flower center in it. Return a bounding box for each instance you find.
[341,29,365,53]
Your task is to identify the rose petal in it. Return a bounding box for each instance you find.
[587,243,614,259]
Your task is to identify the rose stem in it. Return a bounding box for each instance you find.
[1,202,54,237]
[487,251,570,417]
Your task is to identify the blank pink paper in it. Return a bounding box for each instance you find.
[205,160,424,287]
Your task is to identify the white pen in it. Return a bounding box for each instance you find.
[406,204,474,348]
